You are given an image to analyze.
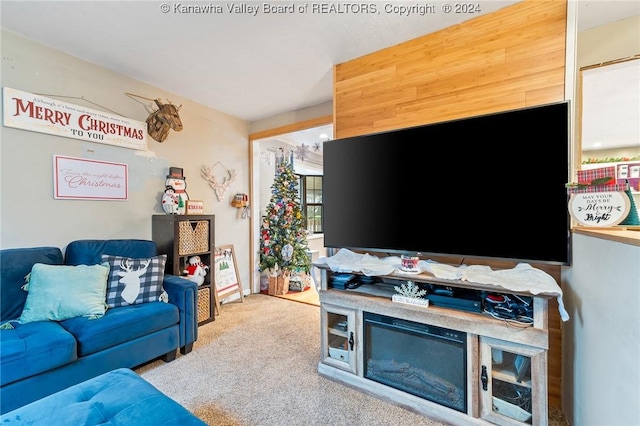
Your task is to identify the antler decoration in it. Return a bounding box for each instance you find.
[201,163,237,202]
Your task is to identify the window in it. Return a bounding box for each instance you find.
[297,175,323,233]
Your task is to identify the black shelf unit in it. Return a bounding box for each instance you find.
[152,214,215,325]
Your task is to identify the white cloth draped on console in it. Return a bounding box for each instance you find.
[316,249,569,322]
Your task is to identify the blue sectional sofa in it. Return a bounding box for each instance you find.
[0,368,206,425]
[0,240,199,414]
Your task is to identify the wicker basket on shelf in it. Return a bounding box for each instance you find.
[197,287,211,323]
[178,220,209,255]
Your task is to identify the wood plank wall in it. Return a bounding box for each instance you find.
[332,0,567,409]
[334,0,567,139]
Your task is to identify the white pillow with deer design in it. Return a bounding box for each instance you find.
[101,255,169,308]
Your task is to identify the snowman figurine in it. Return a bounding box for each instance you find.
[161,172,189,215]
[184,256,208,286]
[161,186,179,214]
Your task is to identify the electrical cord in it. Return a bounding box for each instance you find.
[482,308,534,326]
[483,293,534,325]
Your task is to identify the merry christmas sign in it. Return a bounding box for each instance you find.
[3,87,147,150]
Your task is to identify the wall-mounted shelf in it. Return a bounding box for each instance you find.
[581,161,640,194]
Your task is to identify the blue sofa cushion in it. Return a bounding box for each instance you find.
[59,302,179,357]
[0,321,76,386]
[65,239,157,266]
[0,247,63,322]
[0,368,206,425]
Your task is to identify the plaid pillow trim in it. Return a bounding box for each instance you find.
[101,254,167,308]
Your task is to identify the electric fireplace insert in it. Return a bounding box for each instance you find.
[363,312,467,413]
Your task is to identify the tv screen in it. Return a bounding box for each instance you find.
[323,102,571,265]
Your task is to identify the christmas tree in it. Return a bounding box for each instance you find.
[259,159,311,276]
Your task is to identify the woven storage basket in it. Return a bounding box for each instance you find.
[197,287,211,323]
[268,275,290,295]
[178,220,209,255]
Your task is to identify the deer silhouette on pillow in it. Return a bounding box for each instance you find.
[101,254,168,308]
[117,258,151,304]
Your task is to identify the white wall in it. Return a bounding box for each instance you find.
[563,234,640,425]
[249,101,332,134]
[577,15,640,208]
[577,15,640,66]
[561,14,640,425]
[0,30,252,296]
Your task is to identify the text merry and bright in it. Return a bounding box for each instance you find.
[569,191,630,227]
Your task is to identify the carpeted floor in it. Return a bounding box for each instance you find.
[136,294,446,425]
[135,294,567,426]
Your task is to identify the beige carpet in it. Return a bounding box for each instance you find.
[135,294,567,426]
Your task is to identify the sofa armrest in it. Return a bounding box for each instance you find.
[162,274,198,353]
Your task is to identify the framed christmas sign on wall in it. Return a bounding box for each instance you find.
[53,155,128,201]
[4,87,147,150]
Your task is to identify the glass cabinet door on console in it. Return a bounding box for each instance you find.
[479,337,547,426]
[320,304,357,374]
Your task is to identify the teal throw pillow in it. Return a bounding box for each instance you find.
[18,263,110,324]
[101,254,168,308]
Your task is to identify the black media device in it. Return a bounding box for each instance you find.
[427,292,483,313]
[323,101,571,265]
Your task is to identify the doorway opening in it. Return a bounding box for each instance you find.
[249,117,332,298]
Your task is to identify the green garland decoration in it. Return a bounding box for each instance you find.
[565,177,616,189]
[582,155,640,165]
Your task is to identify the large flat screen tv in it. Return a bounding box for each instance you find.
[323,101,571,265]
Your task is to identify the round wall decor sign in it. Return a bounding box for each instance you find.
[568,191,631,226]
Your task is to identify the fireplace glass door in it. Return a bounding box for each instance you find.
[363,312,467,413]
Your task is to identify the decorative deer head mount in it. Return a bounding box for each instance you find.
[146,98,183,142]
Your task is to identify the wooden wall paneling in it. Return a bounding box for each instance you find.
[545,265,563,408]
[334,0,567,139]
[526,84,565,105]
[332,0,567,409]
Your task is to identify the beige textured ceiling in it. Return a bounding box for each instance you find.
[1,1,638,123]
